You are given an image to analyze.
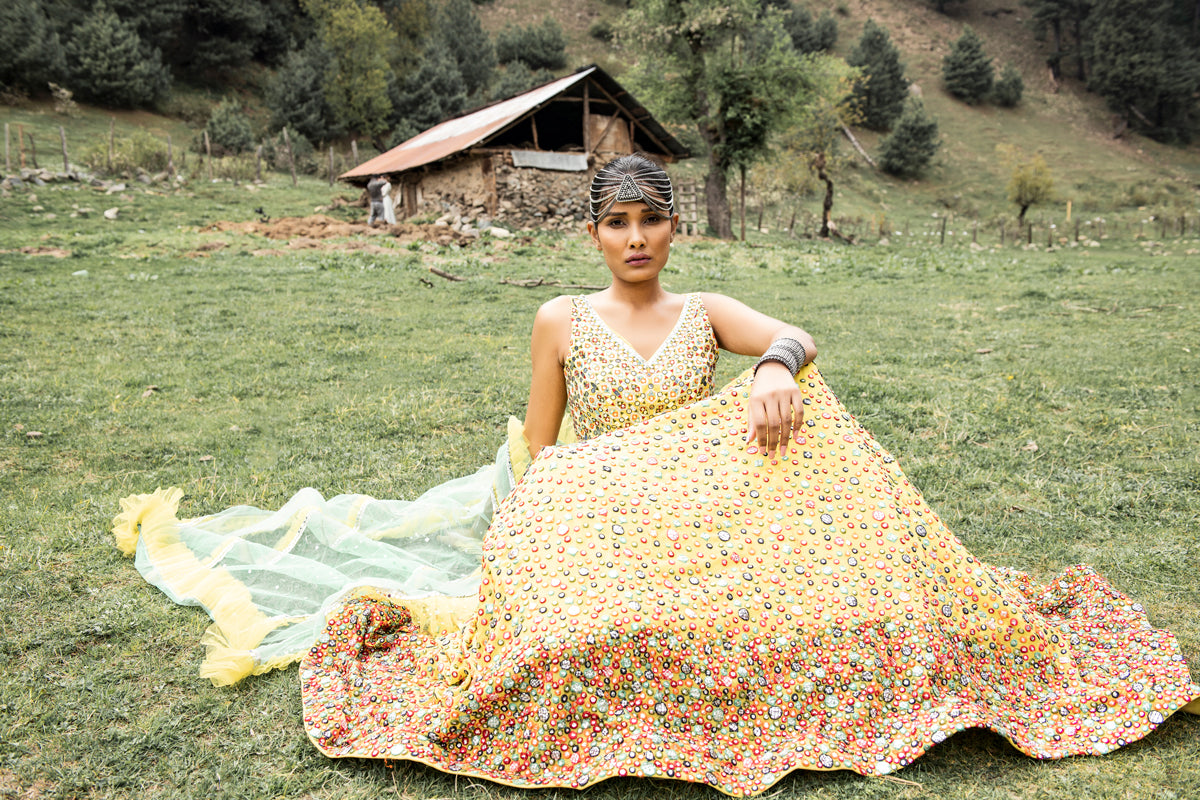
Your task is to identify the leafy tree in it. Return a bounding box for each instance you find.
[847,20,907,130]
[1088,0,1200,141]
[65,1,170,107]
[205,98,255,155]
[438,0,495,96]
[390,45,468,133]
[994,63,1024,107]
[622,0,818,238]
[495,18,568,71]
[878,98,940,177]
[783,6,837,54]
[0,0,64,93]
[267,41,342,144]
[302,0,396,142]
[489,62,555,102]
[1003,150,1054,223]
[377,0,434,75]
[942,26,993,103]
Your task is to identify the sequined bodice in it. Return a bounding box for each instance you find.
[563,294,718,440]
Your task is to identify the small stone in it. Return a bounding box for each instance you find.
[103,207,119,220]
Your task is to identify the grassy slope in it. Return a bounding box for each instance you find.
[475,0,1200,232]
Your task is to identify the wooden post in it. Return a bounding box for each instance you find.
[108,118,114,173]
[203,129,213,181]
[27,131,37,169]
[3,123,9,175]
[59,126,68,173]
[531,115,540,150]
[788,209,797,238]
[167,134,175,178]
[1027,222,1033,244]
[328,146,334,186]
[972,221,978,244]
[254,144,262,182]
[1047,225,1052,248]
[999,222,1005,246]
[350,139,358,164]
[939,216,947,245]
[1075,219,1080,242]
[583,80,591,155]
[282,127,297,187]
[756,202,764,233]
[17,124,25,169]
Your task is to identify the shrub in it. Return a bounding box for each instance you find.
[262,126,317,174]
[204,98,254,156]
[495,18,567,71]
[878,99,940,178]
[993,64,1024,107]
[588,19,614,42]
[78,129,171,176]
[942,26,993,104]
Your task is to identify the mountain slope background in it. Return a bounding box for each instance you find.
[3,0,1198,237]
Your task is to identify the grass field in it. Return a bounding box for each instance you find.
[1,172,1199,800]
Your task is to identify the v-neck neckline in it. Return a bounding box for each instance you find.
[583,295,691,366]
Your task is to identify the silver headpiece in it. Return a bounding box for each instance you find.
[589,154,675,223]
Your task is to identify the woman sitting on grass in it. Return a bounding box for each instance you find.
[116,154,1198,796]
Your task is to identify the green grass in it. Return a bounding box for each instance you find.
[2,168,1199,800]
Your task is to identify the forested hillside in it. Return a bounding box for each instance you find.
[2,0,1199,236]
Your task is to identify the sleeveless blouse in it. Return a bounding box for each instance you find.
[563,293,719,440]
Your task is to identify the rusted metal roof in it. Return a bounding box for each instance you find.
[341,65,687,183]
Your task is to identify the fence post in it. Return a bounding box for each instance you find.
[999,222,1005,246]
[167,134,175,178]
[1075,219,1080,242]
[939,216,947,245]
[17,124,25,169]
[282,128,297,187]
[59,126,69,173]
[3,123,8,175]
[108,118,114,173]
[328,146,334,187]
[27,131,37,169]
[203,130,213,181]
[1027,222,1033,245]
[255,144,262,183]
[788,209,797,238]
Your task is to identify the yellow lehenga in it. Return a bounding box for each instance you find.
[117,293,1199,796]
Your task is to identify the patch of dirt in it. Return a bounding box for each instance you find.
[204,215,476,247]
[0,246,72,258]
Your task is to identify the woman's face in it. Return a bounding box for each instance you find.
[587,200,678,285]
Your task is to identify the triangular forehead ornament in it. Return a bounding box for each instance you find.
[615,173,646,204]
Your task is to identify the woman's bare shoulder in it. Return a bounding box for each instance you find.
[534,294,576,325]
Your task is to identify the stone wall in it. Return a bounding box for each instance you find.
[415,153,594,236]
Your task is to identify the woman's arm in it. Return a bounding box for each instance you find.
[699,293,818,461]
[522,296,572,459]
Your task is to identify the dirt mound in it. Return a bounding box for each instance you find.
[204,215,475,247]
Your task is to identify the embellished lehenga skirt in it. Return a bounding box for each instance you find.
[116,367,1199,797]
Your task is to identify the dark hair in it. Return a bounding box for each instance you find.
[588,154,674,222]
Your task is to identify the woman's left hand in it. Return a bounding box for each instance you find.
[747,362,805,460]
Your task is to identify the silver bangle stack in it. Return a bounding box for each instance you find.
[754,337,808,376]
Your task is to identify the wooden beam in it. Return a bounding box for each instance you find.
[531,115,540,150]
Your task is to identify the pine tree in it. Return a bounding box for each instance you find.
[268,42,342,144]
[784,6,837,54]
[0,0,64,93]
[489,62,555,102]
[391,46,468,133]
[878,99,940,177]
[177,0,269,73]
[1088,0,1199,141]
[942,26,993,104]
[438,0,495,97]
[495,18,567,71]
[65,2,170,107]
[994,64,1024,107]
[847,20,908,130]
